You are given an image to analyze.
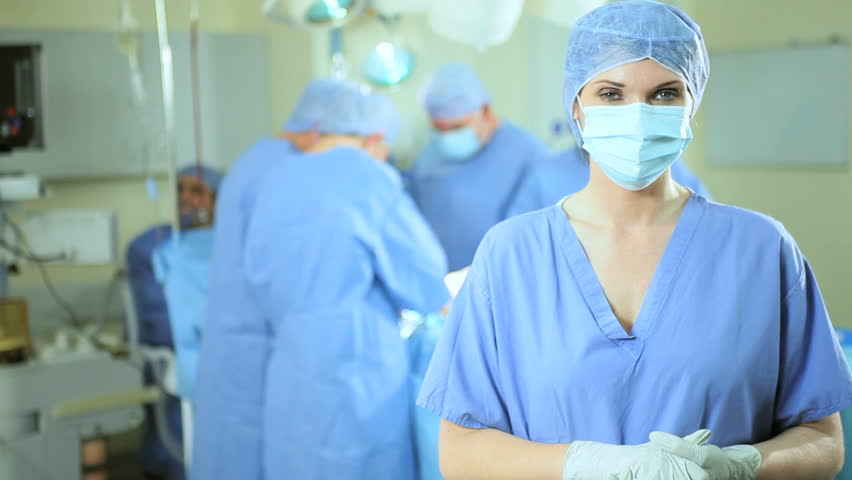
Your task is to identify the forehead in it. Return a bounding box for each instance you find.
[586,58,685,88]
[431,110,477,129]
[178,175,208,189]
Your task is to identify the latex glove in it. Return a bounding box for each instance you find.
[650,429,761,480]
[563,431,711,480]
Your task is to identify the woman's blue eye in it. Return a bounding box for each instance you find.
[655,89,681,100]
[599,90,621,101]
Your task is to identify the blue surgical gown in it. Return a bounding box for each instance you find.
[192,138,297,480]
[508,147,712,217]
[196,145,450,479]
[419,195,852,447]
[126,224,184,480]
[152,227,214,400]
[409,121,548,271]
[127,224,174,347]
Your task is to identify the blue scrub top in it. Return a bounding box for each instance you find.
[127,224,184,479]
[409,121,549,271]
[127,224,173,347]
[419,195,852,447]
[192,138,296,480]
[508,147,712,217]
[153,227,214,400]
[194,145,449,480]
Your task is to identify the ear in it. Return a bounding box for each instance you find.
[307,130,320,147]
[481,103,495,122]
[365,132,385,148]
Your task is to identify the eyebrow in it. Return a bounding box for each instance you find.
[590,79,684,89]
[655,80,684,88]
[591,80,625,88]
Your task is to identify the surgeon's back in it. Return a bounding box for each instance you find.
[245,146,424,311]
[241,145,447,479]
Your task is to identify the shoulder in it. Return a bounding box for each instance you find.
[497,121,547,152]
[472,206,562,275]
[699,198,805,284]
[701,198,793,243]
[129,225,171,252]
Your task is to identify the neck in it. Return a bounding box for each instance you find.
[305,135,363,154]
[573,159,688,226]
[482,116,502,144]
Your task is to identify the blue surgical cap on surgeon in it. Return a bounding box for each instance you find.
[282,78,370,135]
[563,0,710,147]
[178,165,224,193]
[419,63,491,121]
[364,93,400,146]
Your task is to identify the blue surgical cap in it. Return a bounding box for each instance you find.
[177,165,223,193]
[419,63,491,121]
[563,0,710,147]
[282,78,399,143]
[364,93,400,145]
[282,79,370,135]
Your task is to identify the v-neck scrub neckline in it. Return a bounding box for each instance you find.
[557,195,703,358]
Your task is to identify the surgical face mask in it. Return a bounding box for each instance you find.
[578,101,693,191]
[434,126,482,160]
[180,208,211,229]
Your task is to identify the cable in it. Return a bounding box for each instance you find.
[1,213,80,327]
[0,238,66,263]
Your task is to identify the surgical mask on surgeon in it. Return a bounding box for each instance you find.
[578,101,693,191]
[180,208,211,229]
[434,126,482,160]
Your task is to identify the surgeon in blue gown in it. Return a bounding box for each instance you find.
[419,2,851,479]
[508,146,712,217]
[126,164,222,480]
[192,83,449,480]
[408,63,549,271]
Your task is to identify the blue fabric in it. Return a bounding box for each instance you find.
[282,79,365,134]
[367,92,400,145]
[152,227,214,400]
[281,79,397,140]
[127,225,174,347]
[409,121,549,271]
[563,0,709,147]
[408,314,445,480]
[419,195,852,447]
[419,63,491,121]
[177,165,223,193]
[126,225,184,479]
[835,328,852,480]
[195,145,449,479]
[192,138,297,480]
[507,147,711,217]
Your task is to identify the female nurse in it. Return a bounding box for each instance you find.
[417,1,852,479]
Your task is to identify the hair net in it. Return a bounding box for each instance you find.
[419,63,491,121]
[563,0,709,147]
[364,93,401,146]
[282,79,371,136]
[178,164,224,193]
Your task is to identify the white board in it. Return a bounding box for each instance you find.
[0,30,271,179]
[706,44,848,168]
[24,209,117,264]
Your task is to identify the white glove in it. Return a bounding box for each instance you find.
[650,429,761,480]
[563,431,710,480]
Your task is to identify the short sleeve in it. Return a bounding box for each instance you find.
[774,245,852,432]
[416,262,510,431]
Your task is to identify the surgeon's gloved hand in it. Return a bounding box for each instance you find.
[562,430,711,480]
[650,429,762,480]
